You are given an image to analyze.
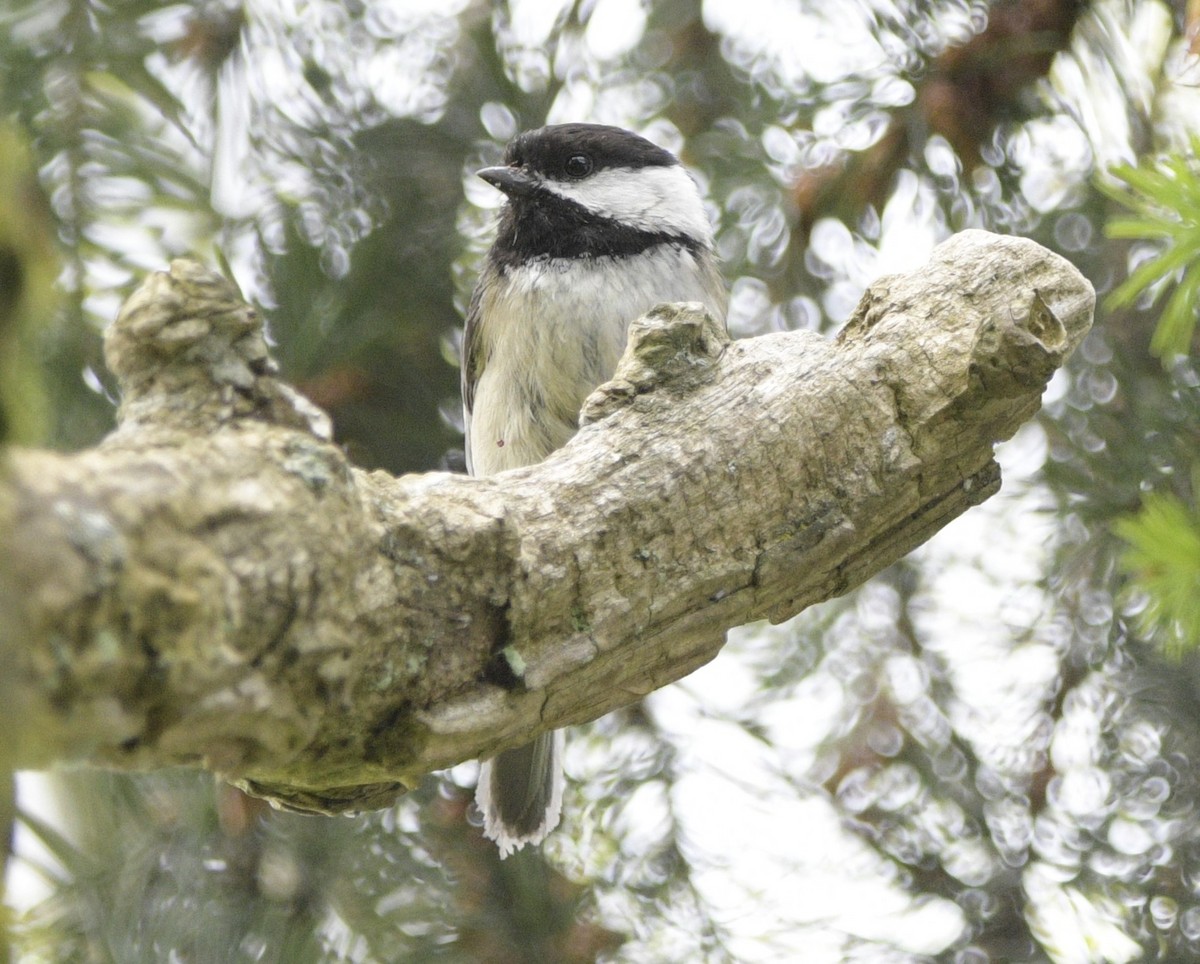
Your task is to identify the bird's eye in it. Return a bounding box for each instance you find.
[564,154,593,178]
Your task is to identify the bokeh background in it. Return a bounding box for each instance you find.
[3,0,1200,961]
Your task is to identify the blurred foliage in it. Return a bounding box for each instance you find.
[1115,490,1200,656]
[0,123,57,447]
[1097,139,1200,659]
[4,0,1200,962]
[1101,138,1200,360]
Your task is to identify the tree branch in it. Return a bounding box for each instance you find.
[0,231,1094,813]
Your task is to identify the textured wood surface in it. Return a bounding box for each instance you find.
[0,232,1094,813]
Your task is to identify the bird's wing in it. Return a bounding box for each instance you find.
[460,279,488,476]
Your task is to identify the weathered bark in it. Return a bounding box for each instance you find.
[0,231,1094,813]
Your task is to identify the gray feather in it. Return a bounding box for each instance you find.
[476,731,564,858]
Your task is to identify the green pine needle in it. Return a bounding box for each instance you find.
[1114,491,1200,657]
[1100,137,1200,360]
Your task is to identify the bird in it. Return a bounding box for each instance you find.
[462,122,727,857]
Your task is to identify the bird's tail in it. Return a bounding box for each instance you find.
[476,730,564,858]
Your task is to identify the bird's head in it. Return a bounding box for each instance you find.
[478,123,714,262]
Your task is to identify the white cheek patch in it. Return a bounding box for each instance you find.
[542,165,714,244]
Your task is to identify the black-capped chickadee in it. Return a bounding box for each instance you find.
[463,123,728,857]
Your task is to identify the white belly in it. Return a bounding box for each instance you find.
[468,247,725,476]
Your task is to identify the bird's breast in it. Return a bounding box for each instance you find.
[468,246,724,476]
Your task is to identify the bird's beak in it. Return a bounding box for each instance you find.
[477,165,536,197]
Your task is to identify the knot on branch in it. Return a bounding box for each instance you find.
[836,230,1094,449]
[103,260,330,437]
[969,288,1069,397]
[580,301,728,425]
